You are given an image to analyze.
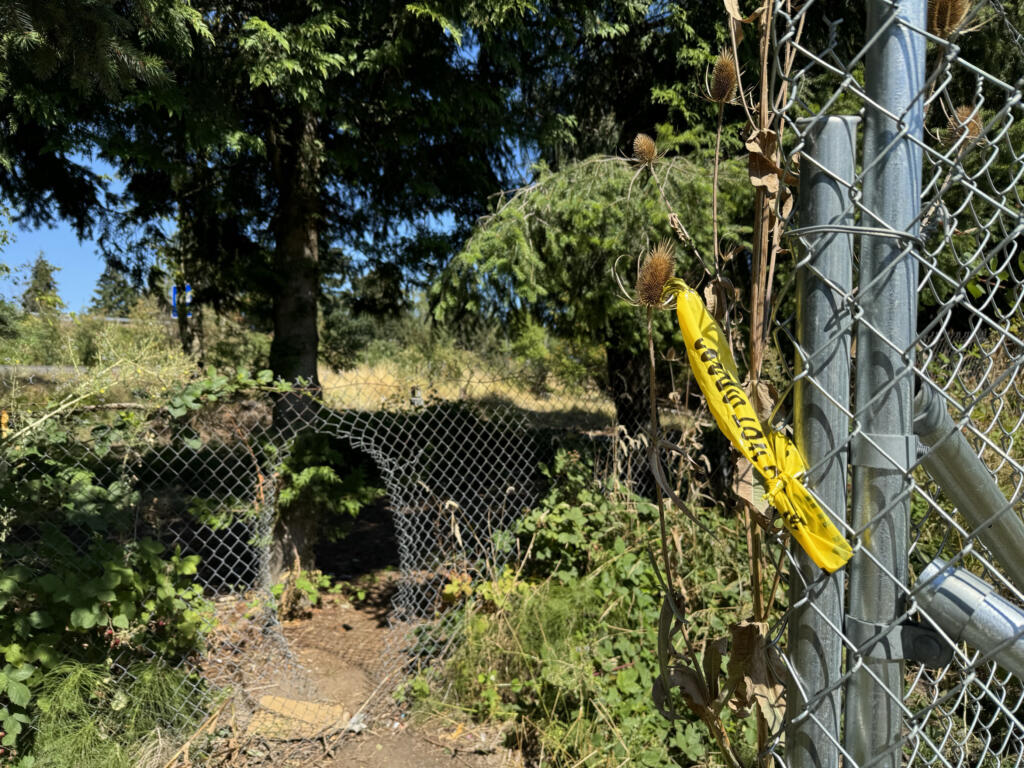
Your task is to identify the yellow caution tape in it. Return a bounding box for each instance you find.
[664,278,852,572]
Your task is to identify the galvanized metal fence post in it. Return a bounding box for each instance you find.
[789,115,858,768]
[845,1,926,766]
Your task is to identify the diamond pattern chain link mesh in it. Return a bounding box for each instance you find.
[764,1,1024,767]
[0,357,624,762]
[1,1,1022,765]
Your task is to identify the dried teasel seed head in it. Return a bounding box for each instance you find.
[948,105,983,143]
[710,50,738,104]
[635,241,675,307]
[929,0,971,38]
[633,133,657,164]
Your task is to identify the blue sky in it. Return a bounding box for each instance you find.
[1,220,106,313]
[0,141,530,314]
[1,156,129,313]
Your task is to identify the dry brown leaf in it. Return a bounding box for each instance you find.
[752,677,786,735]
[745,128,778,157]
[746,129,786,195]
[721,243,743,263]
[778,187,794,221]
[677,666,712,713]
[725,621,787,733]
[733,456,770,518]
[703,278,732,324]
[745,378,778,423]
[784,153,801,186]
[726,620,762,708]
[704,283,719,321]
[730,16,745,47]
[724,0,765,23]
[749,153,781,194]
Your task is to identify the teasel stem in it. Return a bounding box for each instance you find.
[646,307,702,712]
[712,101,725,272]
[752,11,773,764]
[647,308,678,614]
[646,307,741,768]
[745,504,765,623]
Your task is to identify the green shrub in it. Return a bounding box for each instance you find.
[420,449,755,767]
[276,432,385,543]
[502,447,632,581]
[0,398,212,758]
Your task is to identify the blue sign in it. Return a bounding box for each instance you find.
[171,284,193,319]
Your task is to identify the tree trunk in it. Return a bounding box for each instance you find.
[268,505,319,583]
[268,109,322,392]
[267,108,324,572]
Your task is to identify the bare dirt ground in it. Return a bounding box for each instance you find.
[281,589,519,768]
[201,503,522,767]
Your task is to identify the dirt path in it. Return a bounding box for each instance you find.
[271,581,519,768]
[217,500,522,768]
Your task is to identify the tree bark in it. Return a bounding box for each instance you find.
[268,108,322,392]
[605,343,650,437]
[267,107,325,571]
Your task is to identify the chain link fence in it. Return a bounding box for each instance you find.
[0,353,624,764]
[2,1,1023,766]
[765,0,1024,766]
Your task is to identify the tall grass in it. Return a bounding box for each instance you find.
[30,661,209,768]
[406,450,756,768]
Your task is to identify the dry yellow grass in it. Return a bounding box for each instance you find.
[319,361,616,430]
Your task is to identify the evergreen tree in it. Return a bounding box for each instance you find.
[0,1,209,235]
[98,1,537,388]
[435,156,754,433]
[2,1,733,394]
[20,252,61,313]
[90,263,139,317]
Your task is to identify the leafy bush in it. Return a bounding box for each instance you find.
[201,310,273,371]
[276,432,385,543]
[417,449,756,767]
[0,296,181,372]
[0,395,213,758]
[504,448,630,580]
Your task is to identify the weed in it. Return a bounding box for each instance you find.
[272,566,337,620]
[412,451,753,767]
[24,660,208,768]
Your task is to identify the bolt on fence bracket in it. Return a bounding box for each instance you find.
[845,615,954,667]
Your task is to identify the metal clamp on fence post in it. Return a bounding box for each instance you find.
[845,614,953,668]
[850,432,918,471]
